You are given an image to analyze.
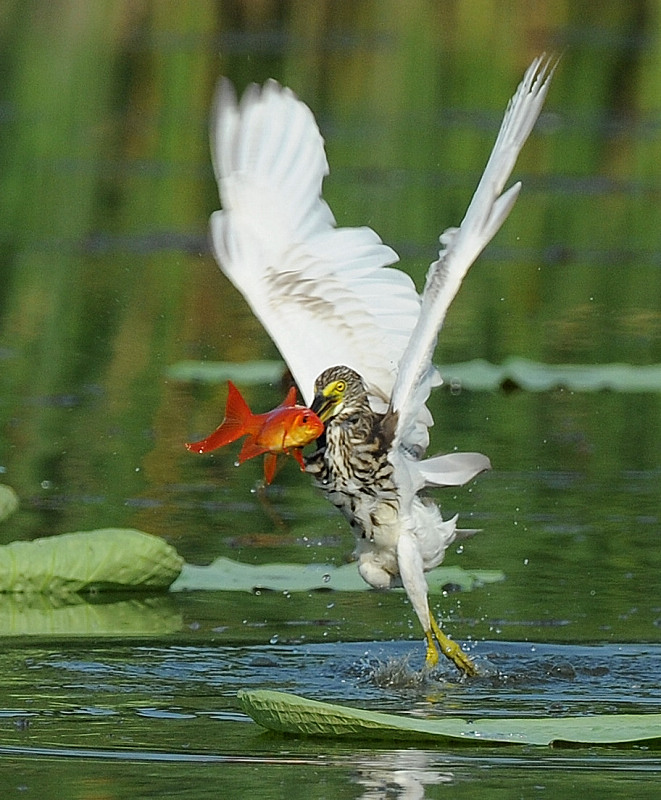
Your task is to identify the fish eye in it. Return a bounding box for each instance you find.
[302,413,309,422]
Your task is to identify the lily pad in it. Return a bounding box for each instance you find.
[170,557,503,593]
[0,485,19,523]
[238,689,661,746]
[167,359,285,384]
[169,358,661,392]
[440,358,661,392]
[0,529,183,595]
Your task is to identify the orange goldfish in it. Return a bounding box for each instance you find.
[186,381,324,484]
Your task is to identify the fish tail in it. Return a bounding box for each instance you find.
[185,381,254,454]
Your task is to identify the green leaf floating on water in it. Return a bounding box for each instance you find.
[238,689,661,746]
[439,358,661,392]
[0,485,19,523]
[170,557,503,593]
[169,358,661,392]
[0,529,183,594]
[167,359,285,384]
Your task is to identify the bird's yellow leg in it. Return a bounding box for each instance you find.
[427,609,478,677]
[424,630,440,667]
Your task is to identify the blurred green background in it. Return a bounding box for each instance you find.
[1,3,661,796]
[0,0,659,638]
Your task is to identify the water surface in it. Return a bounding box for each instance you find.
[1,2,660,797]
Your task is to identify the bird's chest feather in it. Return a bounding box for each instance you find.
[306,414,398,542]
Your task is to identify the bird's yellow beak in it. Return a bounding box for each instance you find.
[310,388,340,422]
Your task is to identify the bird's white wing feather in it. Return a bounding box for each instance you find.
[390,55,555,452]
[210,78,421,405]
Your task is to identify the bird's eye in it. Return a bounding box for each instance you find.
[335,380,346,393]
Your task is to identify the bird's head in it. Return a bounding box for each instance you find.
[310,366,368,422]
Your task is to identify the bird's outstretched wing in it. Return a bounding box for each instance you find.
[390,55,556,455]
[209,78,421,406]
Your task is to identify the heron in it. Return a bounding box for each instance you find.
[206,56,554,675]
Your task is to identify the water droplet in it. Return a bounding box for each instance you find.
[523,558,529,566]
[322,573,331,583]
[40,480,52,490]
[269,635,279,645]
[326,602,335,609]
[455,545,464,555]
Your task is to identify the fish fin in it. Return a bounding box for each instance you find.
[278,386,298,408]
[185,381,253,453]
[263,453,278,484]
[291,449,306,471]
[237,436,269,464]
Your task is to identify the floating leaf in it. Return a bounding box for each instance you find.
[169,358,661,392]
[238,689,661,746]
[167,359,285,385]
[170,557,503,593]
[0,485,19,523]
[440,358,661,392]
[0,529,183,595]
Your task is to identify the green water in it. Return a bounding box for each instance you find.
[1,1,661,797]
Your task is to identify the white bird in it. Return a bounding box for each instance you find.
[207,56,555,674]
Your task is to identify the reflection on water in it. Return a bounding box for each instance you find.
[1,1,661,797]
[353,750,453,800]
[0,593,182,637]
